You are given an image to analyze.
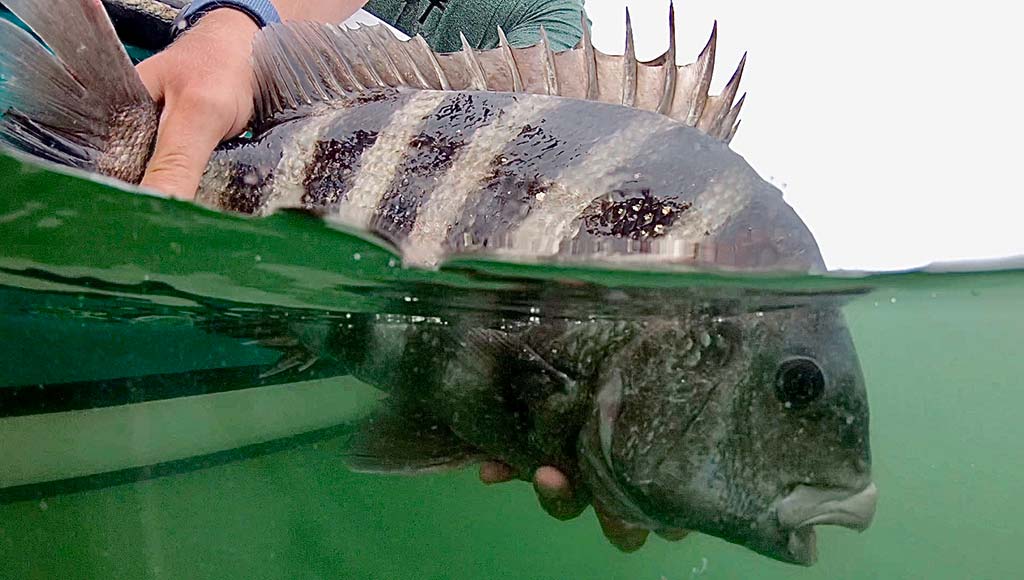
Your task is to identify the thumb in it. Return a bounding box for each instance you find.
[532,466,589,521]
[140,98,224,199]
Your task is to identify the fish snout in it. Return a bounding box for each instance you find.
[773,482,879,565]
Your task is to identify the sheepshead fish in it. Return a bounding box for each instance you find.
[0,0,877,566]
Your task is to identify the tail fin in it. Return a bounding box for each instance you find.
[0,0,158,183]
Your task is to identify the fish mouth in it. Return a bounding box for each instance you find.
[774,482,879,565]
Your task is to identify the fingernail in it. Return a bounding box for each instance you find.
[534,470,571,500]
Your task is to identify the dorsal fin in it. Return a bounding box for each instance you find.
[251,1,745,142]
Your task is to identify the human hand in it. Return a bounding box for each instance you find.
[479,461,690,552]
[135,9,259,199]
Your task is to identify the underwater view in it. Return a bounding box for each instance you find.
[2,1,1023,578]
[1,150,1022,579]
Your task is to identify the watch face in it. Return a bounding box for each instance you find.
[170,3,193,36]
[172,2,226,37]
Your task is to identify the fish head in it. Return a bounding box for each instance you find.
[578,299,875,565]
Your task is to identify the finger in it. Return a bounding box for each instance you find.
[656,528,691,542]
[479,461,517,484]
[141,100,224,199]
[593,501,649,553]
[532,466,588,521]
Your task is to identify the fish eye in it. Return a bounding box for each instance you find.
[774,357,825,409]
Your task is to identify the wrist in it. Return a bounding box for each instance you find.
[192,7,261,36]
[173,0,280,38]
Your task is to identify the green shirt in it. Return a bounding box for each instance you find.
[363,0,586,52]
[3,1,585,60]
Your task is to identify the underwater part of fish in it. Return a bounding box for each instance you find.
[0,0,877,566]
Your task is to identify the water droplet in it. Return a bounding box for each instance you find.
[352,252,361,261]
[38,500,48,511]
[889,297,897,304]
[254,254,262,262]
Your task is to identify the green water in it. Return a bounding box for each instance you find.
[1,147,1023,580]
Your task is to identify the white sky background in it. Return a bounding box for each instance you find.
[347,2,1023,272]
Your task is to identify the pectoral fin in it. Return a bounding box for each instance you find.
[344,408,484,475]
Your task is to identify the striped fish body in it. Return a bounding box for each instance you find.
[198,87,822,271]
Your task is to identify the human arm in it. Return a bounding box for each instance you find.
[136,0,369,199]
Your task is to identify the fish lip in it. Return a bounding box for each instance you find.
[775,482,879,564]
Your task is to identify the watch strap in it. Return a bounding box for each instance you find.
[171,0,281,37]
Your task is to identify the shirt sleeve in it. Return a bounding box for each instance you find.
[502,0,587,52]
[363,0,587,53]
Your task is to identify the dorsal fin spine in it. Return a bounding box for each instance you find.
[249,9,746,143]
[412,34,451,90]
[580,12,599,101]
[656,1,679,115]
[538,26,560,96]
[685,22,717,126]
[621,8,638,107]
[496,26,525,92]
[459,32,489,90]
[366,26,408,86]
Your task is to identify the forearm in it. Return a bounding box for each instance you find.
[274,0,369,23]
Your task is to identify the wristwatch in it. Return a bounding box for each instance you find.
[171,0,282,37]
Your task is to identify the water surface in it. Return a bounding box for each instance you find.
[0,151,1021,579]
